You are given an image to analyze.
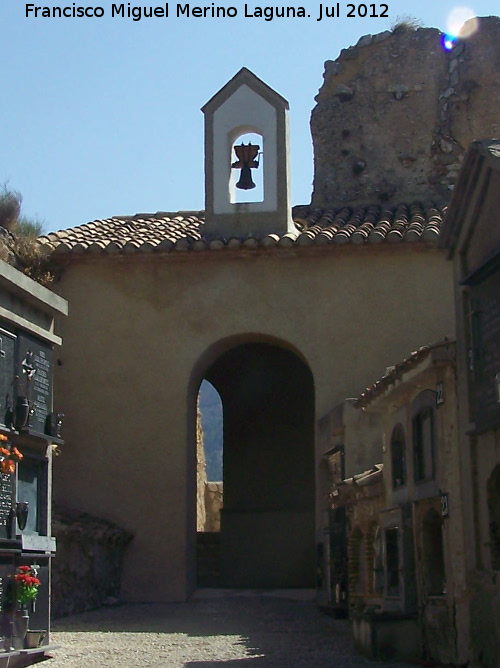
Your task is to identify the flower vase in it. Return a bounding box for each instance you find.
[24,629,46,649]
[14,397,30,431]
[13,607,29,650]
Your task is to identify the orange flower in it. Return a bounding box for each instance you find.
[11,448,23,461]
[1,459,15,474]
[0,448,10,458]
[0,434,8,442]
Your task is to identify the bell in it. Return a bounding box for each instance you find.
[232,142,260,191]
[236,165,256,190]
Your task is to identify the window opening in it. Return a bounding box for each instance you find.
[391,424,406,489]
[372,525,384,593]
[197,380,223,533]
[413,407,435,483]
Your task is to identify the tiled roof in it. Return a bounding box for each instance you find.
[356,339,455,408]
[339,464,384,488]
[330,464,384,506]
[40,201,446,256]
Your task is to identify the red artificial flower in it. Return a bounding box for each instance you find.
[11,448,23,461]
[14,566,40,604]
[1,459,15,474]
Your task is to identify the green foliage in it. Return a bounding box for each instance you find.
[390,15,423,32]
[0,184,53,285]
[13,216,44,238]
[0,186,22,231]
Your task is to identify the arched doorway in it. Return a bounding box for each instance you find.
[195,340,315,588]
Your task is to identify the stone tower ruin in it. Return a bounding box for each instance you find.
[311,16,500,207]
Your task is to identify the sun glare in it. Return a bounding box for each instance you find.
[442,35,457,50]
[443,6,479,49]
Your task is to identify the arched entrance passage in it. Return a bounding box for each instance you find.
[196,339,315,588]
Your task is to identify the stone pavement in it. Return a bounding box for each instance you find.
[49,590,413,667]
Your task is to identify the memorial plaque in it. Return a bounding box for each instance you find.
[0,472,14,540]
[0,328,16,427]
[16,335,53,435]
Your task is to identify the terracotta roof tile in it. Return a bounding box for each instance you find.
[331,464,384,506]
[355,339,456,408]
[39,201,447,256]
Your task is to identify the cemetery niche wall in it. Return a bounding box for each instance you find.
[0,259,67,666]
[439,138,500,668]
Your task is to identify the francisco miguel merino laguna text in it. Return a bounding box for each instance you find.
[25,3,307,18]
[26,3,389,20]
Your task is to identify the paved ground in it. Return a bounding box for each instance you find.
[48,590,413,668]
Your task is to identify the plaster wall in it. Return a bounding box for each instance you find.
[342,400,383,479]
[51,246,455,601]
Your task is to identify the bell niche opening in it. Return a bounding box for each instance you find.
[202,68,295,239]
[230,132,264,204]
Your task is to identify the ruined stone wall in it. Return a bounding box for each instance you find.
[196,403,207,531]
[52,506,133,618]
[311,17,500,207]
[204,482,223,532]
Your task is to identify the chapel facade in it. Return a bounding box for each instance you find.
[38,19,500,666]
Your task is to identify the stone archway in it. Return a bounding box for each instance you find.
[194,339,316,588]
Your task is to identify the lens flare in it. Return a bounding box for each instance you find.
[446,6,479,39]
[442,34,458,50]
[459,15,479,39]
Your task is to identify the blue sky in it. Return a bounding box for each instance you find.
[1,1,498,232]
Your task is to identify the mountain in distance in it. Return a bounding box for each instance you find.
[198,380,223,481]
